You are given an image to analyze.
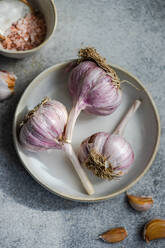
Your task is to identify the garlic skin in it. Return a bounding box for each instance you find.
[143,219,165,243]
[127,194,153,211]
[78,100,141,179]
[19,97,95,195]
[99,227,128,243]
[19,98,68,151]
[65,47,122,142]
[0,71,16,101]
[79,132,134,179]
[68,61,122,115]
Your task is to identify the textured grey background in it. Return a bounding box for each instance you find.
[0,0,165,247]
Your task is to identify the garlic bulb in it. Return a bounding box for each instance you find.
[78,100,141,179]
[0,70,16,101]
[79,132,134,179]
[65,47,122,142]
[19,97,94,195]
[19,98,68,151]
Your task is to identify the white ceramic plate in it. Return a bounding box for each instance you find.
[13,61,160,202]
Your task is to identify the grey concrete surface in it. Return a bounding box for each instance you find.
[0,0,165,247]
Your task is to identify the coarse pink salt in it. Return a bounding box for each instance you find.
[1,13,46,51]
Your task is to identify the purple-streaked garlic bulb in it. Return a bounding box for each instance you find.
[78,100,141,179]
[65,47,122,142]
[19,97,94,195]
[0,70,16,101]
[19,98,68,151]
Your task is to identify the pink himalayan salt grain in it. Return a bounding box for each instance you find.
[2,13,46,51]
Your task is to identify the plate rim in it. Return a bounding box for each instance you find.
[13,61,161,202]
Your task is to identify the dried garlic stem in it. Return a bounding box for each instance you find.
[120,80,142,91]
[63,143,94,195]
[64,103,82,142]
[113,99,141,136]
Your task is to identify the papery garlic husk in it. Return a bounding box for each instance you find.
[143,219,165,243]
[78,100,141,179]
[79,132,134,179]
[19,97,68,151]
[68,59,122,115]
[99,227,128,243]
[19,97,94,195]
[0,70,16,101]
[65,47,122,142]
[127,194,153,211]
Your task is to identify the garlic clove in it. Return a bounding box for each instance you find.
[0,71,16,101]
[143,219,165,243]
[99,227,128,243]
[127,194,153,211]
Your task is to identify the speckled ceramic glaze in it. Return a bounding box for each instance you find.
[13,61,160,202]
[0,0,57,59]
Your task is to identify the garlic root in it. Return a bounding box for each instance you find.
[79,100,141,179]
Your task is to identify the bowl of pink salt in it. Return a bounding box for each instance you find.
[0,0,57,59]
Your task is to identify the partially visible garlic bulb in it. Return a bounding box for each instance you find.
[19,97,94,195]
[65,47,122,142]
[0,70,16,101]
[78,100,141,179]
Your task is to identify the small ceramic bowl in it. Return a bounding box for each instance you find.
[0,0,57,59]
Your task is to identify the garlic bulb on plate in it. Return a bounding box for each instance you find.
[65,47,122,142]
[78,100,141,179]
[19,98,68,151]
[19,97,94,195]
[0,70,16,101]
